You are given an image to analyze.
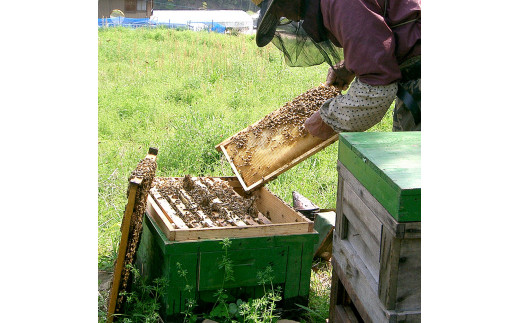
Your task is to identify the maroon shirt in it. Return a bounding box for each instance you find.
[303,0,421,86]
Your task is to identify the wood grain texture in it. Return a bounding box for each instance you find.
[378,226,401,310]
[147,177,314,241]
[338,162,400,235]
[342,187,383,282]
[334,304,360,323]
[107,182,138,323]
[333,238,388,323]
[146,194,176,240]
[334,163,421,319]
[335,175,346,239]
[150,188,188,229]
[168,222,311,241]
[218,134,338,191]
[254,186,312,226]
[329,264,341,322]
[395,238,421,311]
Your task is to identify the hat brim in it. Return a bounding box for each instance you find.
[256,0,279,47]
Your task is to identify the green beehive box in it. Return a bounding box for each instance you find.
[135,177,318,322]
[338,132,421,222]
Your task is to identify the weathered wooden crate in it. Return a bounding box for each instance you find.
[330,132,421,323]
[135,176,318,321]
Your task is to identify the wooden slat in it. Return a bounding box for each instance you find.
[169,195,203,228]
[194,178,247,227]
[146,176,313,241]
[150,188,188,229]
[146,194,175,240]
[178,188,195,208]
[378,225,401,310]
[107,182,138,323]
[329,267,341,323]
[191,178,232,226]
[342,182,383,282]
[243,215,260,226]
[402,222,421,239]
[334,304,360,323]
[178,188,215,227]
[207,177,251,226]
[165,194,199,228]
[395,238,421,311]
[219,145,249,190]
[172,222,311,241]
[338,161,399,235]
[234,220,248,227]
[332,237,384,323]
[256,213,272,224]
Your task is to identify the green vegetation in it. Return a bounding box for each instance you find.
[177,238,284,322]
[98,27,393,321]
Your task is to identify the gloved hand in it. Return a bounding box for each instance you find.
[304,110,337,140]
[325,61,355,91]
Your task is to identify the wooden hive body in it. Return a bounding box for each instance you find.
[135,176,318,321]
[330,132,421,323]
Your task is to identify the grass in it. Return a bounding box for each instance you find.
[98,26,393,321]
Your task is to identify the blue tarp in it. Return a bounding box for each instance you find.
[98,17,155,28]
[97,17,226,33]
[209,23,225,33]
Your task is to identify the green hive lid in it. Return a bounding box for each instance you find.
[338,132,421,222]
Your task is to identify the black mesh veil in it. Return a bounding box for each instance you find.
[270,19,343,68]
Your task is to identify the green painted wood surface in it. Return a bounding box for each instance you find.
[199,247,288,290]
[338,132,421,222]
[136,213,319,321]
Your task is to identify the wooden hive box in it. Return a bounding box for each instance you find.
[330,132,421,323]
[135,176,318,322]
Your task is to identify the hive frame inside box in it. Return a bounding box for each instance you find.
[146,176,314,241]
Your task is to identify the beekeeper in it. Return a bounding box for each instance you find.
[251,0,421,138]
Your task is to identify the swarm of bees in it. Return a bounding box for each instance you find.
[117,156,157,312]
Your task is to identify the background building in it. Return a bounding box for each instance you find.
[98,0,154,19]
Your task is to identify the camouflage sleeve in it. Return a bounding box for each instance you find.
[319,77,397,132]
